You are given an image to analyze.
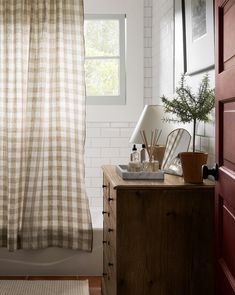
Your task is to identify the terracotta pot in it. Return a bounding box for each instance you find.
[152,145,166,169]
[180,152,208,184]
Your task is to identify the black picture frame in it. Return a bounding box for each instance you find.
[174,0,186,90]
[183,0,215,75]
[174,0,215,84]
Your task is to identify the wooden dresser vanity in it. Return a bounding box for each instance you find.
[101,165,214,295]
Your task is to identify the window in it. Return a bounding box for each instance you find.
[84,14,126,105]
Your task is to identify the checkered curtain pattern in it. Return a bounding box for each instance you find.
[0,0,92,251]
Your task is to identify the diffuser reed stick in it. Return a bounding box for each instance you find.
[140,129,161,162]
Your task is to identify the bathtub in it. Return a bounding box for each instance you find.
[0,209,103,276]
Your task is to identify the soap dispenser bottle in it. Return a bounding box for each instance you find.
[130,144,139,162]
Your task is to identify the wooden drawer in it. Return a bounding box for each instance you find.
[103,174,117,295]
[104,250,116,278]
[103,245,116,271]
[102,165,214,295]
[103,219,116,253]
[103,207,115,229]
[103,182,116,218]
[103,226,116,263]
[102,275,116,295]
[103,176,110,199]
[109,187,116,215]
[103,251,116,295]
[104,197,116,219]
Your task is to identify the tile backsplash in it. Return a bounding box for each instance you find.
[85,122,135,209]
[85,0,215,212]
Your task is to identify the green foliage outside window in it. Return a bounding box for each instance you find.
[84,19,120,97]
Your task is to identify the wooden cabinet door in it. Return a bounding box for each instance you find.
[215,0,235,294]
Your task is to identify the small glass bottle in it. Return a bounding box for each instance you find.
[140,144,147,163]
[128,144,142,172]
[143,156,159,172]
[152,159,159,172]
[130,144,139,162]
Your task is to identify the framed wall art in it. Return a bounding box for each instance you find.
[174,0,186,89]
[184,0,214,75]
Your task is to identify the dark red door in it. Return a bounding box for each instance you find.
[215,0,235,294]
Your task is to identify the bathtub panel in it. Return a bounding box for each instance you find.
[0,210,102,276]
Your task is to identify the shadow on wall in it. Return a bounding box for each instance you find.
[150,105,192,146]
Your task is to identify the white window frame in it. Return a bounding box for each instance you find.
[84,14,126,105]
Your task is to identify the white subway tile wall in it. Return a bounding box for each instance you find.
[85,0,215,212]
[144,0,152,106]
[152,0,174,102]
[85,0,153,211]
[85,122,135,209]
[151,0,215,166]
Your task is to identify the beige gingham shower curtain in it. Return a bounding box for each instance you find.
[0,0,92,251]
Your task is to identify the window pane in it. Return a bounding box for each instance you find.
[84,20,119,57]
[85,59,119,96]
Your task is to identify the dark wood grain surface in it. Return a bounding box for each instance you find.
[102,165,215,295]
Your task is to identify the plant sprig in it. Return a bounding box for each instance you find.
[160,74,215,152]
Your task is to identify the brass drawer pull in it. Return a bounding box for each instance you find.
[108,228,113,232]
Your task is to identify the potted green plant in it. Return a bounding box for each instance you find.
[161,73,215,183]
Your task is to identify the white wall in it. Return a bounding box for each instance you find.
[152,0,215,166]
[85,0,216,213]
[84,0,152,211]
[152,0,174,102]
[144,0,153,106]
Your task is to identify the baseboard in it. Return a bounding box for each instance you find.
[0,276,101,288]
